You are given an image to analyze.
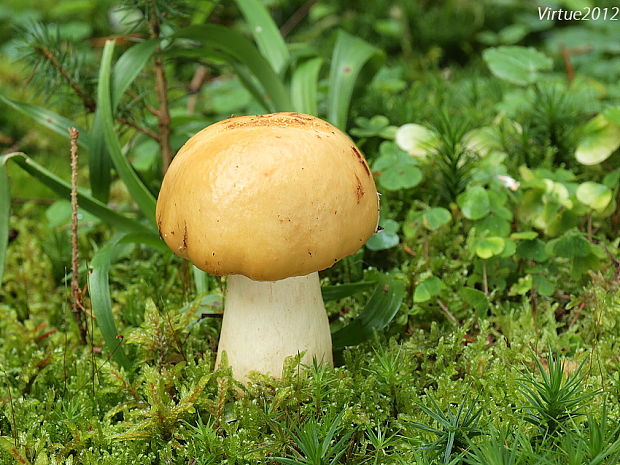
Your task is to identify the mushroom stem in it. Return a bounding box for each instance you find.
[216,272,333,381]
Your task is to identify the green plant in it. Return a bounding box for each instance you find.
[406,396,484,464]
[517,350,600,438]
[273,410,354,465]
[0,0,399,370]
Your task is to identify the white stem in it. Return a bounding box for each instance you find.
[215,272,333,381]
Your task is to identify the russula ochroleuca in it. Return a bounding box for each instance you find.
[156,112,379,381]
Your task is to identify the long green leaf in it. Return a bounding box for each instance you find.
[89,39,159,202]
[89,113,113,203]
[90,231,170,370]
[331,274,405,349]
[321,281,375,302]
[290,57,323,115]
[89,241,132,369]
[97,41,157,222]
[0,95,92,149]
[175,25,292,112]
[1,152,155,236]
[112,39,159,110]
[0,158,9,284]
[234,0,289,74]
[327,31,382,130]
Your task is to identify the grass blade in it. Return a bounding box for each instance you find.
[331,274,405,349]
[321,280,376,302]
[112,39,159,110]
[1,152,155,236]
[291,57,323,115]
[0,158,9,284]
[89,40,159,203]
[89,112,112,203]
[327,31,383,130]
[234,0,289,74]
[97,41,157,223]
[175,25,292,112]
[89,241,132,369]
[0,95,92,149]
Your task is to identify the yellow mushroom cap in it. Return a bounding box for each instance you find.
[156,112,379,281]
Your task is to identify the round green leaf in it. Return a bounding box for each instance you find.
[459,287,489,315]
[576,182,612,211]
[373,142,423,191]
[533,275,555,297]
[482,46,553,86]
[475,237,505,259]
[510,231,538,240]
[475,214,511,237]
[602,106,620,125]
[549,233,592,259]
[575,115,620,165]
[395,123,438,157]
[457,186,490,220]
[366,219,399,251]
[500,239,516,257]
[420,207,451,230]
[414,276,445,303]
[380,164,423,191]
[516,239,548,261]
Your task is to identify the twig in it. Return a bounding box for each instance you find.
[437,298,459,325]
[149,9,173,174]
[280,0,319,37]
[38,47,96,112]
[560,44,575,85]
[117,117,160,140]
[69,127,88,344]
[187,65,209,114]
[154,54,173,173]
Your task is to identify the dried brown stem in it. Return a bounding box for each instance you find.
[187,65,209,114]
[154,54,173,174]
[148,7,173,174]
[69,127,88,345]
[560,44,575,85]
[437,298,459,325]
[117,117,160,140]
[39,48,96,112]
[280,0,319,37]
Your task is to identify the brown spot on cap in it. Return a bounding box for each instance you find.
[351,146,371,177]
[181,222,188,251]
[354,174,365,203]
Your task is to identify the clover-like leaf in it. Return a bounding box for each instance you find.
[549,233,592,259]
[459,287,489,315]
[457,186,490,220]
[483,46,553,85]
[373,141,423,191]
[475,237,505,259]
[576,182,613,211]
[575,114,620,165]
[533,275,555,297]
[602,106,620,125]
[420,207,452,230]
[395,123,439,157]
[366,219,400,251]
[414,277,445,303]
[351,115,397,139]
[510,231,538,240]
[516,238,548,262]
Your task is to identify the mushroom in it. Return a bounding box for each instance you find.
[156,112,379,381]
